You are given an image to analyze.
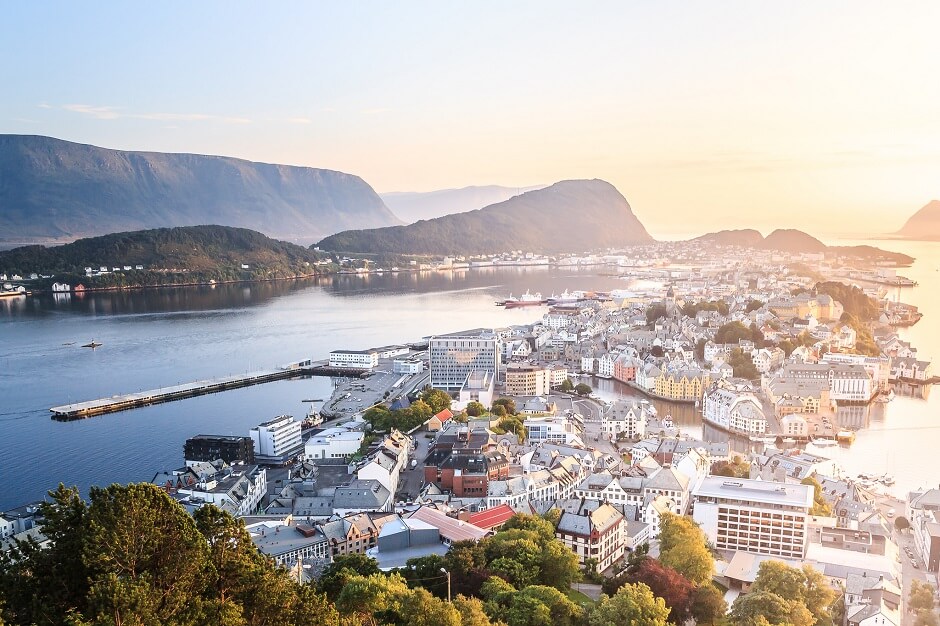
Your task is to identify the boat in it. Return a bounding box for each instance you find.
[810,438,838,447]
[876,389,895,403]
[546,289,585,305]
[782,437,797,444]
[0,283,27,298]
[502,290,546,309]
[81,341,102,349]
[881,474,895,485]
[836,429,855,443]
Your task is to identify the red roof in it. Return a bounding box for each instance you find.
[433,409,454,422]
[468,504,515,530]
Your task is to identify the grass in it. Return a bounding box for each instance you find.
[566,588,595,605]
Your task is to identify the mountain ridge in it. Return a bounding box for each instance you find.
[896,200,940,240]
[0,134,401,243]
[318,179,654,254]
[380,185,546,223]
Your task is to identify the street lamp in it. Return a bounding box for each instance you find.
[440,567,451,603]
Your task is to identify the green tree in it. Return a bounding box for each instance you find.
[745,299,765,313]
[466,401,487,417]
[492,405,507,417]
[318,553,381,601]
[574,383,592,396]
[82,483,210,625]
[658,513,714,587]
[400,588,462,626]
[895,516,911,532]
[453,594,497,626]
[336,573,410,625]
[589,583,670,626]
[647,303,668,326]
[420,388,453,414]
[916,610,940,626]
[729,590,793,626]
[714,321,754,344]
[559,378,574,392]
[728,348,759,379]
[493,398,517,415]
[402,554,449,598]
[690,584,727,626]
[910,581,936,612]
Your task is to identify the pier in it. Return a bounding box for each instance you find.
[49,359,370,420]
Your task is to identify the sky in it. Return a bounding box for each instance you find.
[2,2,939,238]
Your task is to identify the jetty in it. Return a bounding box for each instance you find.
[50,359,370,420]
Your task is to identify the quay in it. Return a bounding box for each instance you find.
[49,359,370,420]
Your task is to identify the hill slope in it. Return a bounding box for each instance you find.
[691,229,764,247]
[0,225,325,283]
[0,134,400,243]
[760,229,827,253]
[380,185,545,223]
[318,179,653,254]
[896,200,940,240]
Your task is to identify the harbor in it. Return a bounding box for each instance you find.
[48,359,373,420]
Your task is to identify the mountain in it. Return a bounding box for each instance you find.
[691,229,764,247]
[760,229,827,253]
[0,135,401,244]
[380,185,545,223]
[317,179,654,254]
[0,225,325,282]
[896,200,940,240]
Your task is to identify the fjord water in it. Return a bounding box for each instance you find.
[1,243,938,509]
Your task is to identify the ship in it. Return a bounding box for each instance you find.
[836,429,855,444]
[502,291,546,309]
[301,403,323,429]
[546,289,585,305]
[809,437,838,447]
[0,283,27,298]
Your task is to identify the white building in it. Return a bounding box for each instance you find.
[780,363,874,402]
[702,379,767,435]
[602,399,647,440]
[429,329,501,390]
[304,426,365,461]
[457,370,494,410]
[250,415,303,464]
[393,358,424,374]
[692,476,813,558]
[523,414,583,446]
[329,349,379,369]
[505,363,551,396]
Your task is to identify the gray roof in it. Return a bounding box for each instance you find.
[333,480,391,509]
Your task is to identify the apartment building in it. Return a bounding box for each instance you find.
[692,476,813,558]
[505,363,552,396]
[429,329,501,389]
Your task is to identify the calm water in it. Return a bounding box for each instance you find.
[1,245,939,509]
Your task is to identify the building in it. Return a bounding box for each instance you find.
[329,349,379,369]
[505,363,552,396]
[154,462,267,517]
[427,409,454,432]
[429,329,501,390]
[304,426,365,461]
[555,500,625,572]
[393,358,424,374]
[524,414,583,446]
[908,487,940,573]
[602,399,647,440]
[249,415,304,465]
[692,476,813,558]
[184,435,256,465]
[777,363,874,403]
[247,519,330,567]
[457,370,494,409]
[702,379,767,435]
[655,368,710,402]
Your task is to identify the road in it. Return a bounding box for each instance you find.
[575,397,622,459]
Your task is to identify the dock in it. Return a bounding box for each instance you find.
[50,359,370,420]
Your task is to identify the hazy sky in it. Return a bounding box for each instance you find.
[2,2,939,237]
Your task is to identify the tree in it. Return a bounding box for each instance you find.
[466,401,487,417]
[728,348,759,380]
[318,553,381,600]
[646,303,667,326]
[492,405,507,417]
[747,561,834,626]
[690,584,727,626]
[714,321,754,344]
[916,610,940,626]
[559,378,574,392]
[910,581,936,612]
[745,299,765,313]
[729,591,793,626]
[589,583,670,626]
[608,558,693,624]
[658,513,714,587]
[420,388,453,414]
[336,573,410,625]
[801,475,832,516]
[695,338,707,361]
[400,588,462,626]
[402,554,448,598]
[82,483,210,625]
[574,383,592,396]
[453,595,497,626]
[711,458,750,478]
[895,516,911,532]
[493,398,517,415]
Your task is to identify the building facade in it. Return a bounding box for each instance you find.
[429,330,501,390]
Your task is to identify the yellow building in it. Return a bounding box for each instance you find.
[654,369,711,402]
[505,364,552,396]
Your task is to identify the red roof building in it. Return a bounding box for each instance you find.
[468,504,516,531]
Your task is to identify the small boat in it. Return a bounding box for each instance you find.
[836,429,855,443]
[810,438,837,447]
[881,474,895,485]
[502,290,546,309]
[81,341,103,349]
[782,437,796,444]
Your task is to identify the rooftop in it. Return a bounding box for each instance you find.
[694,476,814,509]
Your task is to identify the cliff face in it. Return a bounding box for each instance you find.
[0,134,401,243]
[318,179,654,254]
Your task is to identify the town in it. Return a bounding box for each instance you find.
[3,242,938,625]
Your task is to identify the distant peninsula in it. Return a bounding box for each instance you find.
[0,134,401,245]
[0,225,329,289]
[895,200,940,240]
[691,228,913,264]
[317,179,654,254]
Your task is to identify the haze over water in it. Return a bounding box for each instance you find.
[1,241,939,510]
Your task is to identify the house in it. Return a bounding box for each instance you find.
[555,500,625,572]
[427,409,454,432]
[246,519,330,567]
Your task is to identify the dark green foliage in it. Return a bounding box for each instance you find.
[466,401,487,417]
[814,281,879,321]
[711,458,750,478]
[317,180,654,254]
[603,558,693,623]
[728,348,759,380]
[745,299,765,313]
[800,475,832,516]
[574,383,592,396]
[646,303,668,326]
[714,321,754,345]
[895,516,911,531]
[682,300,729,317]
[0,484,338,626]
[0,225,328,285]
[317,553,382,601]
[559,378,574,392]
[419,388,453,414]
[492,398,517,415]
[363,400,433,433]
